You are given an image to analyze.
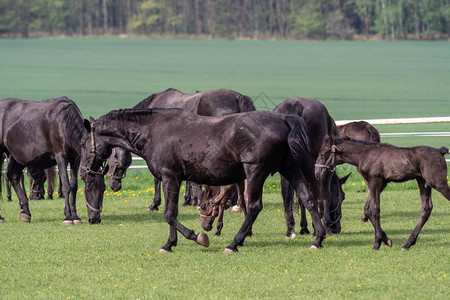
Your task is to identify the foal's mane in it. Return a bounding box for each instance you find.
[336,136,382,146]
[100,108,181,125]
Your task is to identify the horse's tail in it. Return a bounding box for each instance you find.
[237,94,256,112]
[134,93,157,109]
[438,146,449,155]
[284,115,319,201]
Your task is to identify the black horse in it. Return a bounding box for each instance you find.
[273,97,349,236]
[81,109,324,253]
[315,135,450,250]
[0,97,103,225]
[106,88,255,210]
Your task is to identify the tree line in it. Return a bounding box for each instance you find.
[0,0,448,40]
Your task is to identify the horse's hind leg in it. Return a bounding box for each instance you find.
[160,177,209,253]
[6,159,30,222]
[56,156,76,225]
[148,177,162,211]
[281,176,297,238]
[402,178,433,250]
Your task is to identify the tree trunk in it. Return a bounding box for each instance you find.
[380,0,389,40]
[387,0,395,40]
[79,1,85,35]
[195,0,202,35]
[102,0,108,35]
[413,0,420,40]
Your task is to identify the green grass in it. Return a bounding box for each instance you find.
[0,38,449,298]
[0,172,449,299]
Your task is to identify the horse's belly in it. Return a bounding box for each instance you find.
[183,162,245,186]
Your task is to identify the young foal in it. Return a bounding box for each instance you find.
[315,135,450,250]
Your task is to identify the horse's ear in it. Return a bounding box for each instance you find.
[339,172,351,185]
[89,116,96,124]
[84,119,91,131]
[330,133,335,144]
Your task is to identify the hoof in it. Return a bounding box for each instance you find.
[224,247,235,254]
[299,228,310,235]
[386,239,393,247]
[285,232,297,239]
[401,247,408,251]
[310,245,319,250]
[197,232,210,248]
[63,220,74,226]
[20,213,31,223]
[158,248,170,254]
[230,205,241,213]
[73,219,82,225]
[0,218,5,223]
[148,206,159,212]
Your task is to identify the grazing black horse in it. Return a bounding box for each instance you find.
[273,97,349,236]
[0,97,101,225]
[81,109,324,253]
[338,121,380,143]
[315,135,450,250]
[106,88,255,210]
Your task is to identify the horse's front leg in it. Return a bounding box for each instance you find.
[402,178,433,250]
[225,173,265,253]
[6,160,30,222]
[148,177,162,211]
[295,178,326,249]
[69,161,81,223]
[56,155,75,225]
[159,178,209,253]
[215,202,224,236]
[365,180,391,250]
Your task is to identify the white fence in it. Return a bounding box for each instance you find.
[127,116,450,167]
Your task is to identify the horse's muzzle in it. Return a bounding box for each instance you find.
[88,217,102,224]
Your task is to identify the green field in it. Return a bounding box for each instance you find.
[0,38,449,298]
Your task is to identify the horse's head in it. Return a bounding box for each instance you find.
[199,186,220,231]
[107,148,132,192]
[80,118,110,224]
[321,172,351,234]
[315,134,340,181]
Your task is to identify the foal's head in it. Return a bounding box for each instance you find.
[107,148,132,192]
[315,135,341,182]
[199,186,220,231]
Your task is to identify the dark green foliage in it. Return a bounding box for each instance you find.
[0,0,448,39]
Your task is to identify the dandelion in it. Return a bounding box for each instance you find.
[357,285,361,288]
[273,185,276,187]
[119,224,123,226]
[147,254,151,257]
[277,209,281,212]
[298,279,303,282]
[349,259,353,262]
[135,177,139,179]
[285,269,288,273]
[37,274,40,277]
[114,285,118,288]
[443,274,447,278]
[137,268,141,271]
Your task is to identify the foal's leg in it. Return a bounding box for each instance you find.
[182,181,192,206]
[402,178,433,250]
[6,159,30,222]
[159,178,209,253]
[236,181,252,237]
[148,177,162,211]
[281,175,297,238]
[364,180,391,250]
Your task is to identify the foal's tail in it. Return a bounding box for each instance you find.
[284,116,319,201]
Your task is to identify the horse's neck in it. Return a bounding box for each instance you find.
[98,120,147,157]
[336,140,369,166]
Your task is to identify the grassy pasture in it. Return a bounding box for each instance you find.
[0,38,449,298]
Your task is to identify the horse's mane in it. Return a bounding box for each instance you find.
[100,108,182,127]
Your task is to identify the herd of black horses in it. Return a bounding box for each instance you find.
[0,89,449,253]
